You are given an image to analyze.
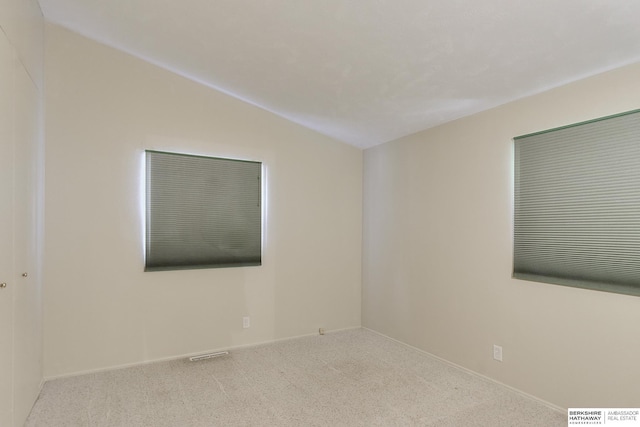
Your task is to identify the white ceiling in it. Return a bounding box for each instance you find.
[37,0,640,149]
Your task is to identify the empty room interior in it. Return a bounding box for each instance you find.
[2,0,640,426]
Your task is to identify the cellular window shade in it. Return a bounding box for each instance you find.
[514,109,640,297]
[145,150,261,271]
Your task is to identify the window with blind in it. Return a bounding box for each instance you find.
[513,109,640,297]
[145,150,262,271]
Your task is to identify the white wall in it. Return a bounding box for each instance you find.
[43,24,362,378]
[0,0,43,89]
[363,62,640,409]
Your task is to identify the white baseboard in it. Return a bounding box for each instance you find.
[362,326,565,414]
[40,326,567,414]
[43,324,562,416]
[43,325,362,382]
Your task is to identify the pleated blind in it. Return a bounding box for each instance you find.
[145,150,262,271]
[514,109,640,297]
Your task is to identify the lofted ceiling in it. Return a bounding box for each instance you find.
[37,0,640,149]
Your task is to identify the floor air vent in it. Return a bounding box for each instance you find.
[188,351,229,362]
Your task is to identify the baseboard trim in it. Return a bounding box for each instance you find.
[362,327,566,414]
[43,325,362,382]
[43,324,562,415]
[43,325,563,414]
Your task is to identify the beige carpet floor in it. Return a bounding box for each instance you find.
[26,328,566,426]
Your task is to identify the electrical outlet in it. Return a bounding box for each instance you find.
[493,344,503,362]
[243,316,250,329]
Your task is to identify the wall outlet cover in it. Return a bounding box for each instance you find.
[493,344,503,362]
